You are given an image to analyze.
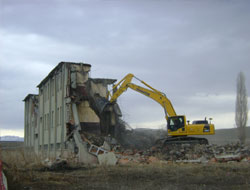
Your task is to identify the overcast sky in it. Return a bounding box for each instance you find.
[0,0,250,137]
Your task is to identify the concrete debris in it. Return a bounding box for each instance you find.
[79,125,250,165]
[88,144,108,156]
[152,143,250,162]
[102,141,111,151]
[49,160,68,171]
[42,158,53,167]
[98,152,118,166]
[42,158,69,171]
[81,132,105,147]
[112,143,250,165]
[215,154,242,162]
[175,160,202,163]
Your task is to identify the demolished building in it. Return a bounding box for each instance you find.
[24,62,121,163]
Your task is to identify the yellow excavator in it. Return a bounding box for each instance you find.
[106,73,215,145]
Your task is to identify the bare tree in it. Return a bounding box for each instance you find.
[235,72,248,144]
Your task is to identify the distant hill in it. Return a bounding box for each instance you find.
[0,136,24,142]
[205,126,250,145]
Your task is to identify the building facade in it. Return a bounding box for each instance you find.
[24,62,116,163]
[23,94,38,151]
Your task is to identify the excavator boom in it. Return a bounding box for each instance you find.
[107,73,176,119]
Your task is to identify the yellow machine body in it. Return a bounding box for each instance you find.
[167,115,215,136]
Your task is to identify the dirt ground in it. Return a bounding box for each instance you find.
[4,162,250,190]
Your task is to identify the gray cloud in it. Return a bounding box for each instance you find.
[0,0,250,134]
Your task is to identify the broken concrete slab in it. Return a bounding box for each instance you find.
[102,141,111,151]
[198,156,208,163]
[88,144,108,156]
[176,160,202,163]
[215,154,242,162]
[42,158,71,171]
[98,152,118,166]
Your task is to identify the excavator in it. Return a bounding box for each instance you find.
[106,73,215,145]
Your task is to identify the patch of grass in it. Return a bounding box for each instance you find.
[0,148,43,189]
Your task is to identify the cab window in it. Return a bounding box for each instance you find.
[168,116,185,131]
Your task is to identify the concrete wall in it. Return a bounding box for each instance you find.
[78,101,100,123]
[36,62,92,158]
[38,63,66,158]
[23,94,38,152]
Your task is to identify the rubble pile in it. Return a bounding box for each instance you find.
[42,142,250,169]
[81,132,105,146]
[154,143,250,162]
[156,143,215,161]
[113,143,250,164]
[81,129,250,165]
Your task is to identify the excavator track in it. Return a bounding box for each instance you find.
[156,136,208,147]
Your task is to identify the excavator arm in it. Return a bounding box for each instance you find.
[108,73,134,102]
[107,73,176,120]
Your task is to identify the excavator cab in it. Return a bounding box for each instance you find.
[167,116,185,132]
